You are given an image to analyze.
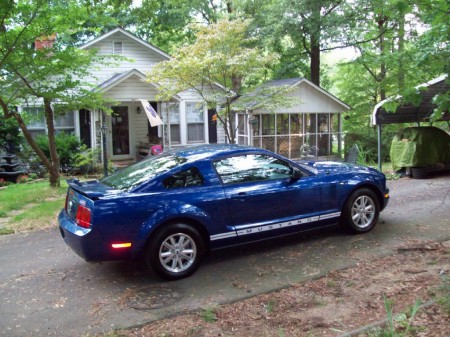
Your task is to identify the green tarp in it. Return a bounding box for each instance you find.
[390,127,450,171]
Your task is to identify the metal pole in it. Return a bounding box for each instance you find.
[101,112,108,177]
[377,124,382,171]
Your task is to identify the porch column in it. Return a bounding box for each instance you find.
[338,113,342,157]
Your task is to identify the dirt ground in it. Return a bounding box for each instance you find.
[118,239,449,337]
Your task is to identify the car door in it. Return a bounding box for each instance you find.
[214,154,322,241]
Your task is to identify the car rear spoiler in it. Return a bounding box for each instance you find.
[66,179,112,200]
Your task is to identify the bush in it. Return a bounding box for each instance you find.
[344,127,399,164]
[0,178,10,187]
[35,133,82,168]
[72,145,102,175]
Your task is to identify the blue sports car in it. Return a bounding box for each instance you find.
[59,144,389,280]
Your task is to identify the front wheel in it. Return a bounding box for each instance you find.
[340,188,380,234]
[146,223,205,280]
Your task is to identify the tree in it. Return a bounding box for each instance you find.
[334,0,449,159]
[131,0,231,54]
[245,0,349,87]
[148,18,295,143]
[0,0,115,187]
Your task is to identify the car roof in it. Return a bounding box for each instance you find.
[167,144,264,161]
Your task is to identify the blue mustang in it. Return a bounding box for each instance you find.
[59,144,389,280]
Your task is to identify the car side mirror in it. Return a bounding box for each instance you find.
[290,167,303,181]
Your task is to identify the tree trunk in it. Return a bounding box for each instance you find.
[310,39,321,86]
[397,14,405,91]
[0,97,61,188]
[378,15,387,101]
[309,0,321,87]
[43,97,60,187]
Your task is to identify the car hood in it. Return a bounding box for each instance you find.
[299,161,382,176]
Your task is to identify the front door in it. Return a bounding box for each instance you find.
[79,109,91,147]
[111,106,130,156]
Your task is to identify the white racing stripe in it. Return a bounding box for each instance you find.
[210,211,341,241]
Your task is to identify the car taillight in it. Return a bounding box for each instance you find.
[76,205,91,229]
[65,194,69,212]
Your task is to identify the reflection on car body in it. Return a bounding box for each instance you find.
[59,144,389,280]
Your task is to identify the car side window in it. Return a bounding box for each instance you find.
[214,154,292,185]
[163,167,204,188]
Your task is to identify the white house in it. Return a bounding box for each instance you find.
[23,27,219,164]
[23,28,349,163]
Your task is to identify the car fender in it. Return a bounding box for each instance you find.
[133,201,212,252]
[341,178,385,209]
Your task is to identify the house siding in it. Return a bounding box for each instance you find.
[102,75,159,101]
[258,82,348,114]
[85,32,167,86]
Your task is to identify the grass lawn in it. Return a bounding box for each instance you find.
[0,180,68,233]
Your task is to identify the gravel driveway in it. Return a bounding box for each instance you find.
[0,174,449,336]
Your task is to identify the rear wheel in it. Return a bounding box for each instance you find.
[146,223,205,280]
[341,188,380,234]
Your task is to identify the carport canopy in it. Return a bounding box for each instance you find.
[372,74,449,169]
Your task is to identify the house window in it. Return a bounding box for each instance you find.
[113,41,123,55]
[162,103,180,144]
[22,106,75,138]
[24,106,46,138]
[55,111,75,133]
[186,102,205,143]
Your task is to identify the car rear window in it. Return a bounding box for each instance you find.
[162,167,204,189]
[101,154,187,190]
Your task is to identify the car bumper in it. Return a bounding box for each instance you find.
[58,210,133,261]
[382,187,390,210]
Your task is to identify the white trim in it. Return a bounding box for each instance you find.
[96,69,182,101]
[80,27,171,60]
[96,69,145,92]
[210,232,237,241]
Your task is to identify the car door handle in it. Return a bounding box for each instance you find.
[231,192,248,200]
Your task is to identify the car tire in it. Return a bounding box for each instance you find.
[340,188,380,234]
[411,167,428,179]
[146,223,205,281]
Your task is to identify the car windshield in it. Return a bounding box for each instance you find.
[101,154,187,190]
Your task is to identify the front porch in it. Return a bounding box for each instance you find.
[237,112,343,160]
[235,78,349,160]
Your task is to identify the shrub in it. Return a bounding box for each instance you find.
[35,133,82,168]
[73,145,102,175]
[16,175,29,183]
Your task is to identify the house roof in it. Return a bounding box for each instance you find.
[96,69,147,92]
[80,27,171,60]
[372,74,449,125]
[267,77,350,109]
[238,77,350,111]
[96,69,181,101]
